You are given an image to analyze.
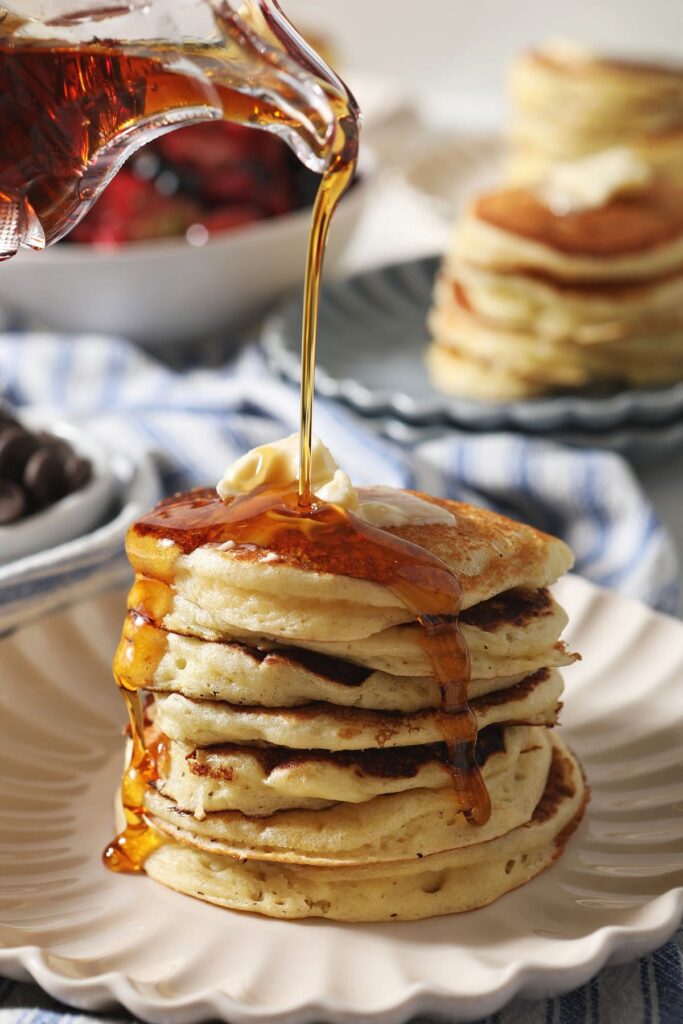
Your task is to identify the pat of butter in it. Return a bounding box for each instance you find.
[217,434,359,511]
[217,434,455,528]
[541,147,652,213]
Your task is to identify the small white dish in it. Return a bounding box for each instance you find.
[0,417,116,564]
[0,429,159,634]
[0,574,682,1022]
[0,161,372,348]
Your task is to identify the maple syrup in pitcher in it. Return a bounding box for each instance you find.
[0,1,357,254]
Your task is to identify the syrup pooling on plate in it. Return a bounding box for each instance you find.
[104,484,491,873]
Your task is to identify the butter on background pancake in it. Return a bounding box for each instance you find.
[471,181,683,263]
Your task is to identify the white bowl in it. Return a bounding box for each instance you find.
[0,419,160,632]
[0,416,117,564]
[0,162,371,347]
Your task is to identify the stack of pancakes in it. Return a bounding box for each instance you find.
[427,179,683,399]
[509,43,683,185]
[113,488,586,921]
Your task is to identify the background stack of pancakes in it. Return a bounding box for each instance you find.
[508,42,683,186]
[114,489,587,921]
[427,171,683,399]
[427,39,683,401]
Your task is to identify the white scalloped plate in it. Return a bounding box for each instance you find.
[1,575,682,1023]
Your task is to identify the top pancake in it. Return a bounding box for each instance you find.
[126,488,574,615]
[473,184,683,259]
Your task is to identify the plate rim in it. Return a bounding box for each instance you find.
[2,891,683,1024]
[1,574,683,1023]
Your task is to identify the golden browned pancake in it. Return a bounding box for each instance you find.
[473,184,683,259]
[152,668,562,753]
[153,723,512,816]
[120,583,576,683]
[111,483,584,921]
[145,725,555,866]
[428,174,683,398]
[139,733,587,921]
[125,491,574,614]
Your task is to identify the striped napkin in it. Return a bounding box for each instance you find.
[0,332,678,613]
[0,331,681,1024]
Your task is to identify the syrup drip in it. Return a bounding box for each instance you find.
[103,686,164,872]
[103,485,491,872]
[298,101,357,505]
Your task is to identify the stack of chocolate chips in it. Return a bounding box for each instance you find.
[0,411,92,525]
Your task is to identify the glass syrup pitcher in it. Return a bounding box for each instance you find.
[0,0,360,260]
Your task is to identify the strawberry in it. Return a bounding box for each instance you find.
[200,206,262,233]
[66,120,307,244]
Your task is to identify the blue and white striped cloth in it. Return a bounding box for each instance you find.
[0,332,677,614]
[0,331,681,1024]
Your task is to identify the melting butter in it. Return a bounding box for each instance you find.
[217,434,455,528]
[217,434,358,509]
[541,147,652,213]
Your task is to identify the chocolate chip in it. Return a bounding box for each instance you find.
[35,431,72,458]
[0,427,38,480]
[0,409,19,431]
[23,449,67,507]
[63,453,92,493]
[0,479,26,524]
[0,418,96,527]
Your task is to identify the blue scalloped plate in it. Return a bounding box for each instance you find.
[262,257,683,458]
